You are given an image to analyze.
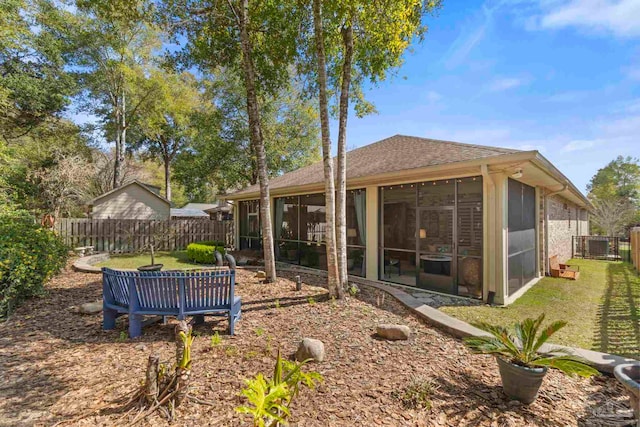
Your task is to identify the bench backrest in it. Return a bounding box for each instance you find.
[549,255,560,271]
[102,268,236,312]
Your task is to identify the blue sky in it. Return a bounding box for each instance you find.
[330,0,640,193]
[70,0,640,194]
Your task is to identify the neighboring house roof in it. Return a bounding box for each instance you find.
[226,134,590,208]
[181,203,218,211]
[170,208,210,218]
[229,134,518,197]
[88,180,170,206]
[204,204,232,214]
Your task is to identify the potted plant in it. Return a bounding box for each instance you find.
[129,223,177,272]
[464,314,598,404]
[137,236,163,271]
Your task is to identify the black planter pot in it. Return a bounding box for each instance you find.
[137,264,163,272]
[496,356,548,404]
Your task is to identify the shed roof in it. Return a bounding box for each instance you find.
[88,180,170,206]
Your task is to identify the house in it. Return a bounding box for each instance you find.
[226,135,590,305]
[89,180,170,220]
[170,202,232,220]
[204,200,233,221]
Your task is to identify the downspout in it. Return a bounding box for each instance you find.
[481,164,496,304]
[544,183,568,275]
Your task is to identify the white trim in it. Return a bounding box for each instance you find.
[503,276,542,305]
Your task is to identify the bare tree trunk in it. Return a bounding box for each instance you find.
[313,0,342,298]
[164,154,172,201]
[237,0,277,282]
[336,24,354,289]
[144,355,160,404]
[113,90,126,189]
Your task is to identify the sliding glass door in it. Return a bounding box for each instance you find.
[380,177,483,297]
[418,207,455,293]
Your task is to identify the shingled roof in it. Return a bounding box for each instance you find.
[229,134,520,197]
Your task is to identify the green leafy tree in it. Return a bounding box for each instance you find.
[162,0,304,282]
[0,0,76,139]
[587,156,640,234]
[587,156,640,203]
[131,70,202,201]
[306,0,441,291]
[54,0,163,188]
[173,72,320,197]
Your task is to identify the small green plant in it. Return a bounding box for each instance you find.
[264,335,273,355]
[244,350,260,360]
[119,331,128,342]
[236,348,323,426]
[255,327,265,337]
[274,299,281,309]
[464,314,599,377]
[307,297,315,305]
[225,345,239,357]
[192,330,202,337]
[210,331,222,347]
[177,329,195,370]
[185,241,226,264]
[391,377,436,410]
[348,284,359,297]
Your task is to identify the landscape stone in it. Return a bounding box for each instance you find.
[295,338,325,362]
[79,301,102,314]
[376,324,411,340]
[255,271,267,280]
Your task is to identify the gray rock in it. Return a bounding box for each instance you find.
[295,338,325,362]
[376,324,411,341]
[135,343,147,351]
[79,301,102,314]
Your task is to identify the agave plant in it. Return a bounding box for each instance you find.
[464,313,599,377]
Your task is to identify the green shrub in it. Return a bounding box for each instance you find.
[0,208,68,319]
[186,241,226,264]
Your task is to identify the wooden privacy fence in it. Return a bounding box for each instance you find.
[55,218,234,253]
[631,227,640,271]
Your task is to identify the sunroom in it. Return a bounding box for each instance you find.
[229,135,590,305]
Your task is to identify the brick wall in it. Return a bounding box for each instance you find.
[541,194,589,273]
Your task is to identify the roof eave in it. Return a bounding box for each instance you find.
[530,153,591,209]
[226,151,538,200]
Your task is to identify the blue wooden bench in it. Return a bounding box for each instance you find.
[102,263,241,338]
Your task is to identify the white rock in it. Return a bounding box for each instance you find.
[295,338,325,362]
[79,301,102,314]
[376,324,411,341]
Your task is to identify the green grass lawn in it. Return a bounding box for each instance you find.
[441,259,640,358]
[95,251,215,270]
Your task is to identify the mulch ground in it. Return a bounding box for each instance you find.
[0,263,634,426]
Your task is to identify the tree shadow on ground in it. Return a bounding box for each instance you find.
[592,262,640,359]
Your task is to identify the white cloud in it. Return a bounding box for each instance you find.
[546,91,590,103]
[535,0,640,38]
[424,91,442,103]
[561,139,599,152]
[624,65,640,80]
[487,77,526,91]
[444,1,508,68]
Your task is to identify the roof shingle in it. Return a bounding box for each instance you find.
[230,134,519,197]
